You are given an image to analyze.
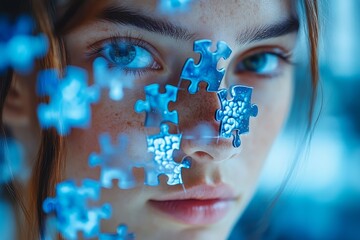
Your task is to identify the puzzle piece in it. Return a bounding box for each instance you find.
[158,0,192,13]
[0,200,16,240]
[93,57,136,101]
[89,134,137,189]
[0,138,27,184]
[99,224,135,240]
[215,85,258,148]
[43,179,112,240]
[37,66,100,135]
[181,39,232,94]
[0,15,48,74]
[141,124,191,186]
[135,84,179,127]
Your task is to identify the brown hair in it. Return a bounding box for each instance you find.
[0,0,319,239]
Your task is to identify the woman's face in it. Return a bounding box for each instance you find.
[57,0,297,239]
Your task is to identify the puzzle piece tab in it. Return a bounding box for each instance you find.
[141,124,191,186]
[181,39,232,94]
[215,85,258,148]
[100,224,135,240]
[135,84,179,127]
[89,134,137,189]
[0,15,48,74]
[37,66,100,135]
[43,179,112,240]
[93,57,135,101]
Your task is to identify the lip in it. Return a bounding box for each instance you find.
[148,184,238,225]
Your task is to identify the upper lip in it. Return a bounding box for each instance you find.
[149,184,237,201]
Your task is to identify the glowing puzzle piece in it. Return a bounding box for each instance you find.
[215,85,258,148]
[89,134,137,189]
[0,138,27,184]
[181,39,232,94]
[43,179,112,240]
[0,15,48,74]
[158,0,192,12]
[36,66,100,135]
[135,84,179,127]
[100,224,135,240]
[142,124,191,186]
[93,57,135,101]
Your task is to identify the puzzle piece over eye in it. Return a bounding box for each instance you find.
[181,39,232,94]
[100,224,135,240]
[37,66,100,135]
[43,179,112,240]
[158,0,192,12]
[93,57,135,101]
[215,85,258,148]
[135,84,179,127]
[141,124,191,186]
[0,15,48,74]
[89,134,137,189]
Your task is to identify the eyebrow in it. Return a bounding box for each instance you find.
[98,5,196,41]
[98,5,299,44]
[236,17,300,44]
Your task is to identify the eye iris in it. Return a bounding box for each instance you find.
[243,54,266,72]
[109,43,136,65]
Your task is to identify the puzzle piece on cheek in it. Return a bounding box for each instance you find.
[181,39,232,94]
[135,84,179,127]
[43,179,112,240]
[36,66,100,135]
[215,85,258,148]
[141,124,191,186]
[0,15,48,74]
[93,57,135,101]
[100,224,135,240]
[89,134,137,189]
[158,0,192,12]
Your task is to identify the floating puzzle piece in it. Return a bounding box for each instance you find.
[135,84,179,127]
[0,200,16,240]
[43,179,112,240]
[0,138,27,184]
[215,85,258,148]
[0,15,48,74]
[37,66,100,135]
[89,134,137,189]
[93,57,136,101]
[158,0,192,13]
[181,39,232,94]
[140,124,191,186]
[99,224,135,240]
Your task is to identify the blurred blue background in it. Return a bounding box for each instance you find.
[230,1,360,239]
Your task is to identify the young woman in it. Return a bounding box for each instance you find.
[0,0,319,239]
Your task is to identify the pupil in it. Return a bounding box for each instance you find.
[109,43,136,65]
[244,54,266,71]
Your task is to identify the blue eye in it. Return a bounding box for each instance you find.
[235,53,281,75]
[100,39,161,71]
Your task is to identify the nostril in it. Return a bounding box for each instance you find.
[193,151,214,161]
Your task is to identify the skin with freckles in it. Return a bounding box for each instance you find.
[5,0,298,239]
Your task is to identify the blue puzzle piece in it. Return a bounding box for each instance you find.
[0,200,16,240]
[0,15,48,74]
[159,0,192,12]
[215,85,258,148]
[140,124,191,186]
[43,179,112,240]
[0,138,27,184]
[93,57,135,101]
[89,134,137,189]
[135,84,179,127]
[100,224,135,240]
[181,39,232,94]
[37,66,100,135]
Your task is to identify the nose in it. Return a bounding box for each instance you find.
[176,82,240,163]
